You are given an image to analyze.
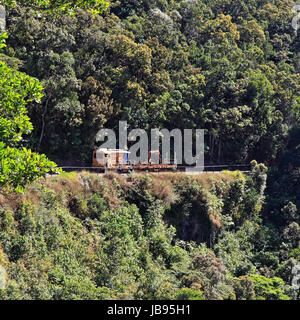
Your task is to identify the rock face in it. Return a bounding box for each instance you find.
[0,6,5,31]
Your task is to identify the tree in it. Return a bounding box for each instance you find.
[2,0,110,15]
[3,0,299,167]
[283,222,300,249]
[0,36,58,192]
[175,288,203,300]
[250,274,290,300]
[0,0,111,191]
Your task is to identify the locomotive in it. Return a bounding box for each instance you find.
[92,148,177,173]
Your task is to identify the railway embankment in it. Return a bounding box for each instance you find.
[0,161,271,299]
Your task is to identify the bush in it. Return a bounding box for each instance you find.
[250,274,290,300]
[175,288,203,300]
[0,209,14,231]
[87,193,108,219]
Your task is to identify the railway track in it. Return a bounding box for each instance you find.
[47,164,251,176]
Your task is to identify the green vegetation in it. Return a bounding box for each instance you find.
[0,166,298,300]
[0,34,58,192]
[2,0,109,15]
[1,0,299,165]
[0,0,300,300]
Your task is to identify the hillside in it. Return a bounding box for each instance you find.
[0,0,300,301]
[0,162,298,300]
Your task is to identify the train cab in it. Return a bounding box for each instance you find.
[92,148,131,172]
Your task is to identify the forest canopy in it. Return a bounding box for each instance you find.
[0,0,298,168]
[1,0,110,14]
[0,0,110,191]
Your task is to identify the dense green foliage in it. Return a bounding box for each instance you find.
[0,166,297,300]
[0,0,300,301]
[0,33,58,192]
[2,0,109,15]
[0,0,110,193]
[2,0,299,164]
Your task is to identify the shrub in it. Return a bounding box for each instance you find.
[175,288,203,300]
[250,274,290,300]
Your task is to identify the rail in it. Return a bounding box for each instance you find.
[48,164,251,174]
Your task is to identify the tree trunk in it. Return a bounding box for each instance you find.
[37,98,49,152]
[217,136,222,163]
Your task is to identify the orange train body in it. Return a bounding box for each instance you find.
[92,149,177,172]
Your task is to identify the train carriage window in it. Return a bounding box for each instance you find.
[95,152,104,160]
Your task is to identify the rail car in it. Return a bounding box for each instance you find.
[92,148,132,173]
[92,148,177,173]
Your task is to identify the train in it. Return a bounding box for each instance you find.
[92,148,177,173]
